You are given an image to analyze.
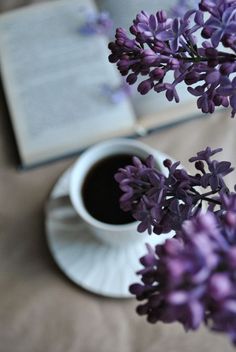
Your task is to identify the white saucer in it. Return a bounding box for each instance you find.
[45,151,174,298]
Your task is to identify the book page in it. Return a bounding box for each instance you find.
[96,0,199,123]
[0,0,136,166]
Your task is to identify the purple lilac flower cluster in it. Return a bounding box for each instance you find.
[115,147,236,344]
[108,0,236,116]
[130,207,236,345]
[115,147,233,235]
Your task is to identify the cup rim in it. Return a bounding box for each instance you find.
[69,138,159,231]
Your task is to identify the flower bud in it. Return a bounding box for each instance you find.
[108,53,118,63]
[115,27,127,42]
[213,94,223,106]
[130,25,138,35]
[163,159,172,168]
[222,34,235,48]
[201,27,214,39]
[150,68,165,80]
[127,73,137,84]
[138,80,153,95]
[195,161,205,173]
[117,59,130,72]
[185,72,200,85]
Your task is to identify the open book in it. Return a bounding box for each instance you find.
[0,0,199,168]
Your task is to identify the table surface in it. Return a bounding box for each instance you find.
[1,1,236,352]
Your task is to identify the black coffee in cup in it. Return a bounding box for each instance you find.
[82,154,135,225]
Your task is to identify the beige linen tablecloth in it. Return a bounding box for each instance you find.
[1,2,236,352]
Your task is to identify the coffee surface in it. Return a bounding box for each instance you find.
[82,154,135,225]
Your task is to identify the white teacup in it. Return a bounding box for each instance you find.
[69,138,165,247]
